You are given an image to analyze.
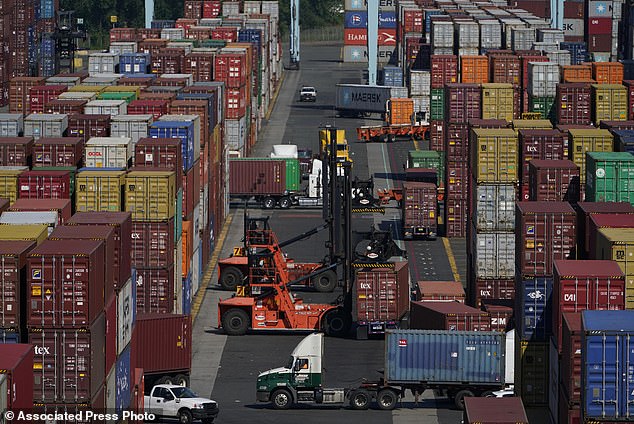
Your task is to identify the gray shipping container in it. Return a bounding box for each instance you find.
[479,20,502,50]
[456,21,480,48]
[109,42,137,55]
[88,53,119,76]
[224,116,247,152]
[532,42,559,53]
[0,211,59,235]
[527,62,560,97]
[470,229,515,279]
[385,330,505,385]
[537,28,565,44]
[0,114,24,137]
[160,28,185,40]
[511,27,536,51]
[471,184,516,232]
[546,50,572,66]
[24,114,68,139]
[84,100,127,118]
[45,76,81,87]
[335,84,406,113]
[110,114,154,145]
[408,71,431,97]
[431,21,454,48]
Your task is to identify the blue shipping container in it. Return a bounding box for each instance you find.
[238,29,262,49]
[176,92,217,131]
[425,10,444,35]
[115,344,132,414]
[192,82,224,125]
[40,0,55,19]
[0,329,20,343]
[149,121,195,171]
[516,277,553,341]
[560,42,588,65]
[382,66,403,87]
[119,53,150,75]
[183,272,192,315]
[582,310,634,420]
[39,38,56,78]
[344,12,368,28]
[122,73,157,79]
[378,12,397,29]
[385,330,505,384]
[151,20,175,29]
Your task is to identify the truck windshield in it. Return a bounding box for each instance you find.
[285,356,294,369]
[171,387,198,399]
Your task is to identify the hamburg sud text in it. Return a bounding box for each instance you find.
[4,410,156,422]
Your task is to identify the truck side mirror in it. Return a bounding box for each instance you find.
[294,362,301,372]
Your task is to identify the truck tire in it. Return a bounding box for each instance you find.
[220,267,244,290]
[376,389,398,411]
[349,390,370,410]
[178,408,193,424]
[279,197,292,209]
[454,389,474,410]
[221,309,250,335]
[162,375,175,385]
[312,269,337,292]
[271,389,292,410]
[174,374,189,386]
[322,308,352,338]
[262,197,276,209]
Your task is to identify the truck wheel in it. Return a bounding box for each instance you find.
[312,269,337,292]
[162,375,175,385]
[349,390,370,410]
[220,266,244,290]
[322,308,352,338]
[178,408,193,424]
[271,389,292,410]
[376,389,398,410]
[221,309,250,336]
[262,197,276,209]
[454,389,474,410]
[174,374,189,386]
[279,197,292,209]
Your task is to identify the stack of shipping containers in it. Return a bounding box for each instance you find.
[343,0,397,63]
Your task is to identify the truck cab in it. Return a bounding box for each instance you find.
[300,86,317,102]
[319,128,351,165]
[144,384,219,424]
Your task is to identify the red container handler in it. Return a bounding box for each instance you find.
[135,266,175,314]
[552,260,625,351]
[560,312,582,404]
[410,301,491,331]
[18,170,71,199]
[489,54,521,85]
[588,214,634,259]
[576,202,634,259]
[518,129,567,200]
[528,159,580,202]
[0,137,33,166]
[446,123,470,162]
[415,280,465,302]
[516,201,577,277]
[31,137,84,167]
[27,239,106,329]
[0,344,33,410]
[43,99,87,115]
[430,55,458,89]
[444,83,482,124]
[0,241,37,330]
[130,219,175,268]
[556,83,592,125]
[128,99,170,120]
[28,85,68,113]
[482,302,513,332]
[67,114,111,142]
[29,313,107,404]
[8,198,72,224]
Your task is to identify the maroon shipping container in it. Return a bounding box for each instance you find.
[446,159,469,198]
[29,85,67,113]
[184,52,215,82]
[599,120,634,131]
[170,99,209,146]
[587,34,612,52]
[470,278,516,306]
[128,99,170,120]
[130,219,175,268]
[66,212,133,287]
[429,120,445,151]
[410,301,491,331]
[9,77,46,114]
[105,293,117,374]
[431,55,458,89]
[489,54,521,85]
[553,260,625,351]
[402,9,423,32]
[624,81,634,121]
[445,196,467,237]
[9,198,72,224]
[519,55,549,89]
[415,280,465,302]
[18,170,71,199]
[556,83,592,125]
[109,28,138,42]
[528,159,580,202]
[49,225,116,292]
[211,27,238,42]
[468,119,510,129]
[33,387,106,424]
[117,77,154,88]
[463,397,529,424]
[151,48,186,74]
[446,123,470,162]
[138,39,169,57]
[29,313,106,404]
[516,202,577,277]
[134,138,182,173]
[0,199,9,214]
[518,129,567,200]
[183,160,200,219]
[136,266,175,314]
[402,181,437,240]
[352,262,409,327]
[154,77,189,88]
[560,312,582,404]
[588,214,634,259]
[225,85,247,119]
[444,84,481,123]
[0,137,33,166]
[137,91,177,102]
[0,241,36,329]
[43,99,87,115]
[229,159,286,195]
[576,202,634,259]
[67,114,111,142]
[482,302,513,332]
[32,137,84,167]
[559,387,581,424]
[0,344,33,410]
[132,314,191,377]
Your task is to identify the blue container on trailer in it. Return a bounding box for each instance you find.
[183,272,192,315]
[149,121,195,171]
[119,53,150,75]
[382,66,403,87]
[40,0,55,19]
[115,343,132,414]
[151,20,175,29]
[0,329,21,343]
[385,330,505,384]
[176,92,217,131]
[516,276,554,341]
[560,42,588,65]
[582,310,634,420]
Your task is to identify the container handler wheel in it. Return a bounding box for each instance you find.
[349,390,370,410]
[271,388,292,410]
[221,309,250,335]
[220,266,244,290]
[322,308,352,338]
[376,389,398,410]
[311,269,337,292]
[454,389,474,410]
[174,374,189,386]
[262,197,276,209]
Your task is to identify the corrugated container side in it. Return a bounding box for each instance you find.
[515,339,549,406]
[132,314,191,374]
[353,262,409,326]
[594,228,634,307]
[0,344,33,410]
[560,312,582,404]
[410,301,491,331]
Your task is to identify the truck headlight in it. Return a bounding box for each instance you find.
[192,403,204,409]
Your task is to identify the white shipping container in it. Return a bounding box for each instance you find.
[471,230,515,279]
[84,137,133,168]
[532,41,559,53]
[458,47,479,56]
[503,22,527,49]
[432,47,454,55]
[222,1,240,16]
[261,0,280,18]
[45,76,81,87]
[191,246,201,296]
[84,100,127,117]
[527,62,560,97]
[546,50,572,66]
[537,28,565,44]
[106,367,116,410]
[456,21,480,48]
[110,114,154,145]
[243,0,261,14]
[0,211,59,234]
[83,76,120,86]
[224,116,247,151]
[58,91,97,101]
[88,53,119,75]
[511,27,536,51]
[199,18,222,26]
[408,70,431,97]
[431,21,454,48]
[472,184,516,232]
[479,20,503,49]
[0,113,23,137]
[160,28,185,40]
[109,42,137,55]
[158,114,201,163]
[117,275,135,355]
[199,185,208,231]
[23,114,68,139]
[159,73,193,86]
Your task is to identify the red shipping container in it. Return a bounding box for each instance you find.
[624,81,634,121]
[66,212,133,286]
[444,84,481,124]
[482,302,513,332]
[128,100,170,120]
[403,9,424,32]
[109,28,138,42]
[27,239,106,329]
[33,387,106,423]
[489,54,521,85]
[0,344,33,410]
[587,34,613,52]
[154,77,189,88]
[0,137,33,166]
[138,39,169,56]
[202,0,221,18]
[9,198,72,224]
[519,55,549,89]
[32,137,84,167]
[174,18,198,37]
[410,301,491,331]
[516,202,577,277]
[588,214,634,259]
[564,1,584,18]
[170,100,209,146]
[43,99,87,115]
[405,37,424,65]
[28,85,67,113]
[9,76,45,114]
[134,137,183,179]
[529,159,580,202]
[225,85,247,119]
[446,122,470,161]
[559,387,581,424]
[587,17,613,35]
[67,114,111,142]
[29,313,107,404]
[130,219,175,268]
[183,160,200,219]
[135,266,175,314]
[429,120,445,151]
[469,278,515,306]
[117,77,154,88]
[518,129,567,200]
[445,196,467,237]
[599,120,634,130]
[18,170,71,199]
[415,280,465,302]
[105,293,117,373]
[184,52,215,82]
[576,202,634,258]
[556,83,592,125]
[138,91,178,102]
[184,0,202,19]
[560,312,582,404]
[151,48,186,74]
[446,159,469,200]
[211,27,238,42]
[213,54,247,88]
[0,241,36,329]
[402,181,437,239]
[468,119,510,129]
[553,260,625,351]
[431,55,459,89]
[344,28,366,46]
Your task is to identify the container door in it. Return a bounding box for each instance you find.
[621,335,634,417]
[585,333,620,418]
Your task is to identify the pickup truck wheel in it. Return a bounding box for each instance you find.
[220,267,243,290]
[174,374,189,386]
[262,197,276,209]
[271,389,292,410]
[349,390,370,410]
[312,269,337,292]
[377,389,398,410]
[178,408,193,424]
[279,197,292,209]
[322,308,351,338]
[221,309,250,335]
[454,389,474,410]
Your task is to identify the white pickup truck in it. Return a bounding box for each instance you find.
[299,86,317,102]
[144,384,219,424]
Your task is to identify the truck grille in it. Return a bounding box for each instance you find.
[202,403,218,411]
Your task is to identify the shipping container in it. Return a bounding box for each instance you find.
[588,214,634,261]
[556,83,592,125]
[0,344,33,410]
[0,241,36,330]
[18,169,71,200]
[470,229,515,279]
[67,114,111,142]
[110,114,153,145]
[594,228,634,307]
[407,150,444,182]
[75,169,126,212]
[528,159,580,202]
[518,129,566,200]
[23,114,68,139]
[0,114,24,137]
[568,128,614,185]
[463,397,529,424]
[131,219,175,268]
[128,100,170,120]
[471,128,518,183]
[135,266,175,314]
[471,184,515,232]
[460,56,489,84]
[444,83,481,123]
[489,54,521,85]
[149,121,195,171]
[576,201,634,258]
[402,182,437,239]
[31,137,83,167]
[410,301,491,331]
[228,159,289,196]
[43,99,87,115]
[84,99,127,118]
[414,281,465,302]
[133,138,182,174]
[430,55,458,89]
[528,62,560,97]
[125,170,176,221]
[482,302,513,332]
[481,83,514,121]
[592,62,624,84]
[0,138,33,167]
[0,211,58,235]
[560,312,582,403]
[515,339,548,405]
[592,84,628,125]
[585,152,634,204]
[84,137,133,169]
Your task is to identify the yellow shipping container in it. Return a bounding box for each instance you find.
[511,119,553,132]
[68,84,105,94]
[481,83,515,121]
[125,171,176,221]
[0,167,28,205]
[515,338,549,407]
[595,227,634,308]
[213,124,221,164]
[471,128,519,183]
[592,84,628,125]
[102,85,142,98]
[568,128,613,184]
[0,224,48,244]
[76,170,127,212]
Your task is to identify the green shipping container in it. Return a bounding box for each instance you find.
[407,150,445,183]
[200,39,226,48]
[586,151,634,204]
[430,89,444,120]
[97,91,137,104]
[529,96,555,121]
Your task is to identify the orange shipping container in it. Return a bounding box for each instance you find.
[388,98,414,125]
[592,62,624,84]
[561,64,592,82]
[182,220,193,278]
[565,78,597,84]
[461,56,489,84]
